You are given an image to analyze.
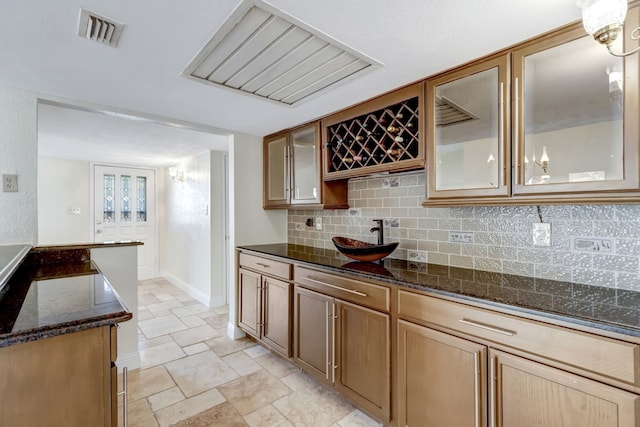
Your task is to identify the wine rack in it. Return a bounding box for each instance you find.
[323,82,424,180]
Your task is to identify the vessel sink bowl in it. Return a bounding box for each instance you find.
[332,236,399,262]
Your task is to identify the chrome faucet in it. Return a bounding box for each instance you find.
[370,219,384,245]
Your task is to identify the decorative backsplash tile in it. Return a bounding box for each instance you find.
[288,171,640,291]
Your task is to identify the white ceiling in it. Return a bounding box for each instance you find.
[0,0,582,166]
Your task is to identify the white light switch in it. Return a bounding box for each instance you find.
[67,207,81,215]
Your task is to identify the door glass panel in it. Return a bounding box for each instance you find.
[435,67,500,190]
[103,174,115,223]
[523,35,623,186]
[268,137,287,200]
[292,127,318,201]
[136,176,147,222]
[121,175,132,223]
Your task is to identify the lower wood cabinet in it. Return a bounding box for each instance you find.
[238,267,292,357]
[397,289,640,427]
[397,319,487,427]
[0,325,118,427]
[493,349,640,427]
[294,285,391,422]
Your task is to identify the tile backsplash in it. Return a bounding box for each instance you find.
[288,171,640,291]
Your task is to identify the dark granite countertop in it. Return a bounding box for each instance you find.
[238,243,640,339]
[0,244,31,294]
[0,255,132,348]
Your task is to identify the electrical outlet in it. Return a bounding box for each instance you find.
[2,174,18,192]
[315,217,322,230]
[532,223,551,247]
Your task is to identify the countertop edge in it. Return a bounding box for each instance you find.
[31,241,144,252]
[0,312,132,348]
[0,245,31,294]
[237,245,640,340]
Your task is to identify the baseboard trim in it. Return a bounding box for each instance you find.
[159,271,210,307]
[227,322,246,340]
[209,295,226,308]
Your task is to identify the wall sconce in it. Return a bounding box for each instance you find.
[534,146,550,174]
[168,167,184,183]
[577,0,640,57]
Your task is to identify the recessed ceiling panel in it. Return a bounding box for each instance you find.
[182,1,380,105]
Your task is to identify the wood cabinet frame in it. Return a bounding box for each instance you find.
[263,121,348,210]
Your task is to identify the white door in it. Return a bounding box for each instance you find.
[94,165,156,280]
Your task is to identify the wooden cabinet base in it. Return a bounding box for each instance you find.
[0,326,115,427]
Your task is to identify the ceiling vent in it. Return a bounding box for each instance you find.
[77,9,124,47]
[182,1,380,105]
[436,96,478,127]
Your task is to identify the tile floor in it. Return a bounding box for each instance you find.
[125,277,383,427]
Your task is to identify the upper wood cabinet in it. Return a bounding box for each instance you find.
[424,6,640,206]
[426,53,511,201]
[263,121,348,209]
[512,17,639,199]
[322,82,425,181]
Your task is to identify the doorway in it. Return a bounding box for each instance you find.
[93,164,156,280]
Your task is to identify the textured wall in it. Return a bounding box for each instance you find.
[37,157,91,245]
[0,86,37,244]
[288,171,640,291]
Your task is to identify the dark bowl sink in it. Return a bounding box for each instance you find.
[332,236,399,262]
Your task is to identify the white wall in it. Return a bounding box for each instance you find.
[0,86,38,245]
[37,157,90,244]
[227,132,288,339]
[209,151,227,307]
[159,151,213,305]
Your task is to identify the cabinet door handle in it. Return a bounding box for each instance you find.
[331,302,337,384]
[499,81,505,187]
[302,277,367,297]
[325,303,331,381]
[473,352,480,427]
[118,366,128,427]
[514,76,520,184]
[489,356,496,427]
[255,262,270,268]
[459,318,516,336]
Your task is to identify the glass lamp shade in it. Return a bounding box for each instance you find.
[577,0,627,35]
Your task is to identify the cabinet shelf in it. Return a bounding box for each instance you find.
[323,82,424,180]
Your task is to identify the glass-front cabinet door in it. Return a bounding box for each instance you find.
[512,14,639,196]
[263,133,289,208]
[290,122,321,205]
[426,54,510,201]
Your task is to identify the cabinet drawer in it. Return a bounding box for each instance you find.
[295,266,390,312]
[398,290,640,387]
[239,252,291,280]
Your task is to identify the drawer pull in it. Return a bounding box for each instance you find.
[303,277,367,297]
[255,262,270,268]
[459,318,516,336]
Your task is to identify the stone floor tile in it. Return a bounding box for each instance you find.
[222,351,262,376]
[154,293,178,302]
[205,313,229,329]
[218,369,292,416]
[154,388,226,427]
[127,365,176,401]
[336,409,383,426]
[139,314,188,339]
[138,308,155,321]
[138,334,174,350]
[164,350,239,397]
[172,303,211,318]
[147,300,184,313]
[140,341,186,369]
[171,324,220,347]
[243,404,289,427]
[272,384,353,426]
[171,401,248,427]
[206,335,256,357]
[180,315,207,328]
[173,293,196,303]
[244,345,271,359]
[126,398,160,427]
[255,353,298,379]
[140,292,162,306]
[148,386,185,412]
[183,342,209,355]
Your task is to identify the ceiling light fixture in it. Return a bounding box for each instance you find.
[577,0,640,57]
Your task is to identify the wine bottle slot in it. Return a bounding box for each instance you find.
[396,113,404,119]
[387,126,400,134]
[386,148,402,156]
[394,136,404,143]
